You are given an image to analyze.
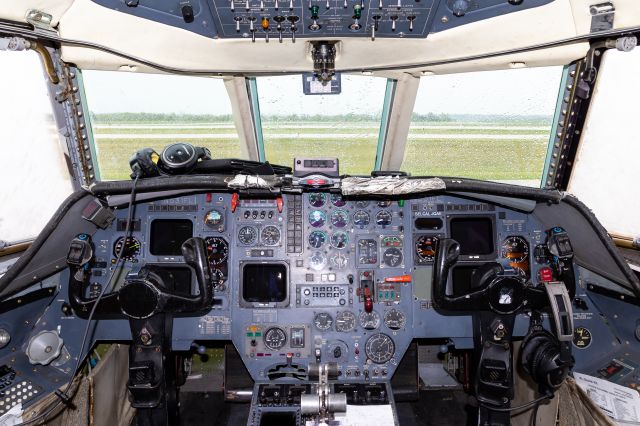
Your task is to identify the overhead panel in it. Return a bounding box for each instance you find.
[92,0,554,40]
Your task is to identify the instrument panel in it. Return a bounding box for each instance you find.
[87,191,554,382]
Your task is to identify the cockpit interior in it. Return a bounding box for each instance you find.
[0,0,639,425]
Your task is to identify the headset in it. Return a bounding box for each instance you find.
[129,143,211,178]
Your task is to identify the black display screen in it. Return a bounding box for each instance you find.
[150,219,193,255]
[242,264,287,303]
[449,217,494,255]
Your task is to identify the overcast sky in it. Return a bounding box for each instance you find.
[82,66,562,117]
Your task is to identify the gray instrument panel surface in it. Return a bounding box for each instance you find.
[79,192,557,382]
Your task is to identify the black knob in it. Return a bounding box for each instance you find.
[333,347,342,358]
[181,4,195,23]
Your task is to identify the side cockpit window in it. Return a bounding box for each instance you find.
[0,50,73,244]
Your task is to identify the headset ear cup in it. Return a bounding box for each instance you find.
[531,342,556,384]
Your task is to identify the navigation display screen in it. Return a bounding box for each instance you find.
[449,217,494,256]
[150,219,193,255]
[242,264,287,303]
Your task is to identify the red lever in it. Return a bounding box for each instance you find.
[276,196,283,213]
[364,287,373,313]
[385,275,412,283]
[231,193,239,213]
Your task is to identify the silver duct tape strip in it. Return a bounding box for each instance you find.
[227,174,277,190]
[341,176,446,196]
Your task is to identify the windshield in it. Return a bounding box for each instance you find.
[403,67,563,186]
[254,75,388,175]
[82,69,563,184]
[82,72,243,180]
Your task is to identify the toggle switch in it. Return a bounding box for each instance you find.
[234,15,242,31]
[260,0,264,9]
[262,17,270,42]
[287,15,299,42]
[349,4,362,30]
[231,0,235,11]
[275,0,279,8]
[390,15,398,31]
[378,0,382,9]
[407,15,415,31]
[371,14,380,40]
[246,0,250,10]
[248,16,257,42]
[396,0,401,8]
[309,4,321,30]
[289,0,294,10]
[274,15,285,42]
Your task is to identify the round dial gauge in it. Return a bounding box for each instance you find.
[204,209,223,228]
[331,194,347,207]
[263,327,287,350]
[308,231,327,249]
[353,210,371,227]
[376,210,392,226]
[211,268,225,288]
[335,311,357,332]
[383,247,403,267]
[205,236,228,265]
[314,312,334,331]
[309,210,327,228]
[330,253,348,269]
[355,200,370,208]
[113,236,141,262]
[261,225,281,246]
[309,251,327,270]
[359,311,381,330]
[308,193,327,208]
[365,333,395,364]
[384,309,406,330]
[573,326,592,349]
[415,235,438,261]
[377,201,392,208]
[502,236,529,263]
[330,210,349,228]
[238,226,257,245]
[330,231,349,250]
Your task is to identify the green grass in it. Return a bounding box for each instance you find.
[93,121,550,182]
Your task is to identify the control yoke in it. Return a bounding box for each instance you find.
[67,236,214,318]
[432,238,547,314]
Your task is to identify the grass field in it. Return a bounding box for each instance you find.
[92,120,550,183]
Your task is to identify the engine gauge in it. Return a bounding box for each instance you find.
[309,210,327,228]
[314,312,334,331]
[382,247,403,267]
[377,201,392,208]
[502,236,529,263]
[359,311,381,330]
[113,236,141,262]
[330,231,349,249]
[335,311,356,332]
[415,235,438,262]
[330,253,348,269]
[358,239,378,265]
[211,268,225,288]
[365,333,395,364]
[502,236,530,277]
[330,210,349,228]
[384,309,406,330]
[204,209,223,229]
[331,194,347,207]
[308,231,327,249]
[353,210,370,227]
[355,200,370,208]
[238,226,258,245]
[376,210,392,226]
[263,327,287,350]
[261,225,281,246]
[205,236,228,265]
[309,251,327,270]
[308,193,327,208]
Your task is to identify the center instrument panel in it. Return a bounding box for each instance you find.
[87,192,554,382]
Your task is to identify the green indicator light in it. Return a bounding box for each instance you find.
[255,332,262,337]
[353,4,362,19]
[310,4,320,18]
[246,332,254,337]
[390,291,395,299]
[398,200,405,207]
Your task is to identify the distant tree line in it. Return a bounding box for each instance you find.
[91,112,551,125]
